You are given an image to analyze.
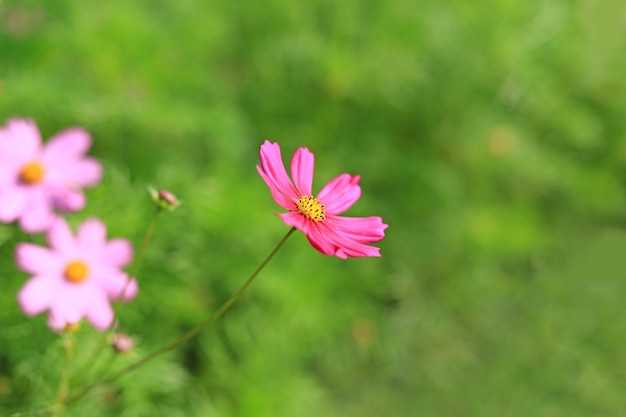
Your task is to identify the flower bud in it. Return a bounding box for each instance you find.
[148,186,180,211]
[112,333,135,353]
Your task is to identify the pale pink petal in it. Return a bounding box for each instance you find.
[84,289,114,330]
[0,166,13,186]
[118,277,138,301]
[47,312,68,330]
[0,119,42,163]
[0,153,20,182]
[257,141,299,209]
[60,158,102,188]
[16,243,63,274]
[91,267,138,300]
[19,192,57,233]
[102,238,133,268]
[316,174,361,215]
[76,218,107,251]
[46,285,91,329]
[290,147,314,197]
[47,218,78,256]
[41,128,91,165]
[17,276,61,316]
[50,188,86,212]
[0,186,26,222]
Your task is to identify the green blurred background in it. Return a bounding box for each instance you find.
[1,0,625,416]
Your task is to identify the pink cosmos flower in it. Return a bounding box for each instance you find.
[0,119,102,233]
[257,140,388,259]
[16,217,138,331]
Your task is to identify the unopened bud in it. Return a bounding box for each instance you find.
[148,186,180,211]
[112,333,135,353]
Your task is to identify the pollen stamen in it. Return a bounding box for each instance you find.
[296,196,326,222]
[64,260,89,284]
[18,161,45,185]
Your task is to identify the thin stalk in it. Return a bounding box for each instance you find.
[65,227,296,406]
[120,207,161,300]
[52,331,74,416]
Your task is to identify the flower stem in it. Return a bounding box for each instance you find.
[124,207,161,298]
[65,227,296,406]
[52,331,74,416]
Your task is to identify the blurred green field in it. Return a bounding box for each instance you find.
[1,0,626,416]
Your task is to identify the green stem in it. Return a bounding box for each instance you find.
[122,207,161,300]
[65,227,296,406]
[52,331,74,416]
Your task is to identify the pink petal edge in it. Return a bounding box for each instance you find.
[290,147,314,197]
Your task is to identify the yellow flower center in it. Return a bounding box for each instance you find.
[296,196,326,222]
[18,161,46,185]
[64,260,90,284]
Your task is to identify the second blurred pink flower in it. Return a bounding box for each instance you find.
[16,217,138,331]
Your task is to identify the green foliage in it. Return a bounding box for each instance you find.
[1,0,625,415]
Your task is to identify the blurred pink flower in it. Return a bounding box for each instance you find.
[0,119,102,233]
[257,140,388,259]
[16,217,138,331]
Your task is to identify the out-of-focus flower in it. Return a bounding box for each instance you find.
[16,217,138,331]
[0,119,102,233]
[257,140,388,259]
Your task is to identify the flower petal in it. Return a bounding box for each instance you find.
[0,186,26,222]
[47,218,78,256]
[102,238,133,268]
[278,211,310,233]
[325,215,388,244]
[290,147,314,197]
[0,149,21,181]
[76,218,107,252]
[61,158,103,188]
[46,284,93,329]
[41,127,91,165]
[84,289,115,330]
[16,243,63,275]
[316,174,361,215]
[91,267,138,300]
[0,119,42,163]
[304,217,386,258]
[304,222,338,256]
[118,277,138,301]
[17,276,60,316]
[257,141,299,209]
[19,190,57,233]
[47,312,68,330]
[50,188,86,212]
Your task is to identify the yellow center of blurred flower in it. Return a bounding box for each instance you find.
[296,196,326,222]
[18,161,45,185]
[64,260,90,284]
